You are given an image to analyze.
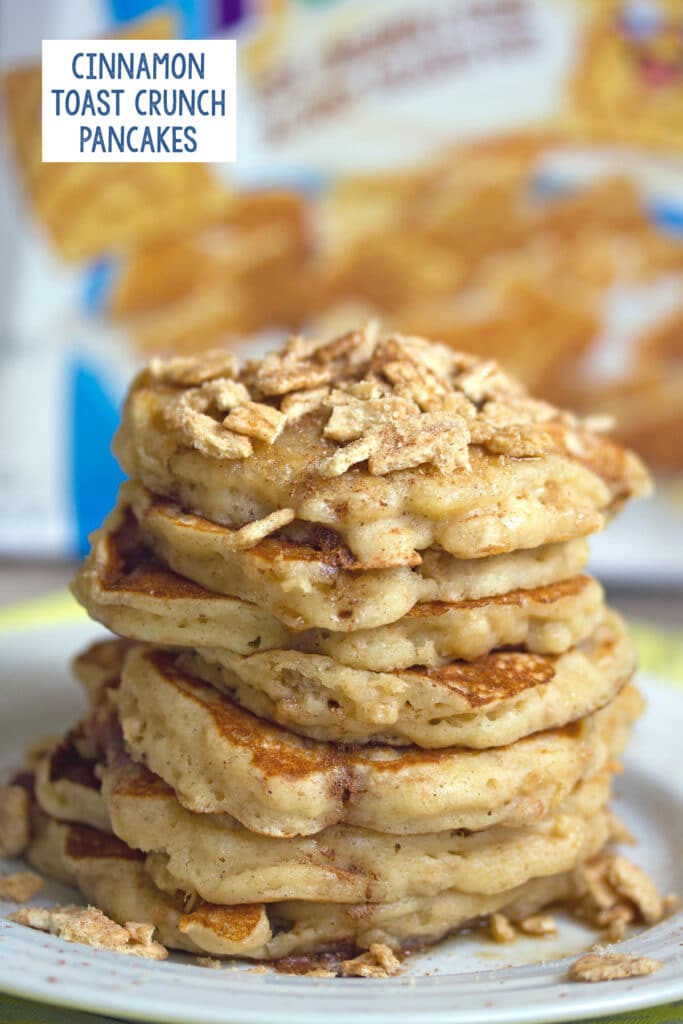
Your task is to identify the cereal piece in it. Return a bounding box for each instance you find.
[323,393,417,443]
[454,360,523,404]
[0,785,31,857]
[607,857,663,925]
[321,434,378,477]
[576,857,619,912]
[196,956,222,969]
[225,508,295,548]
[339,943,401,978]
[149,351,238,386]
[9,904,167,960]
[171,386,253,460]
[381,355,449,410]
[567,952,662,983]
[281,387,330,421]
[599,905,633,942]
[201,379,252,412]
[489,912,517,943]
[483,427,554,458]
[322,407,472,477]
[223,401,286,444]
[254,355,332,397]
[518,914,557,937]
[0,871,43,903]
[369,412,471,475]
[124,920,156,946]
[312,325,379,369]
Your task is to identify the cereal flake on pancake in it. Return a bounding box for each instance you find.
[113,328,651,564]
[28,808,607,960]
[86,483,592,633]
[184,610,635,747]
[115,643,643,837]
[72,501,603,662]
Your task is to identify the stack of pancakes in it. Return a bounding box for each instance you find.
[30,328,651,961]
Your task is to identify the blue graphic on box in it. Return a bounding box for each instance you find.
[108,0,246,37]
[69,358,125,557]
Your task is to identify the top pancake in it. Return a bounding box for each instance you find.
[114,328,650,564]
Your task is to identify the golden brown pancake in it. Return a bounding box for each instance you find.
[73,500,602,662]
[184,610,635,747]
[91,482,593,632]
[29,806,598,960]
[115,642,643,838]
[113,330,650,565]
[33,724,614,907]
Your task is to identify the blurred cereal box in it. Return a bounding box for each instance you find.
[1,0,682,578]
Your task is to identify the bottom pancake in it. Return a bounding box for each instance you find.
[28,809,599,960]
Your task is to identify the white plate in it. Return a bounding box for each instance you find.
[1,620,682,1024]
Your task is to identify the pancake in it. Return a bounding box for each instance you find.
[116,642,643,837]
[34,727,613,906]
[112,482,593,632]
[114,331,650,565]
[33,724,111,834]
[184,611,634,748]
[296,575,605,669]
[111,760,612,906]
[28,809,602,959]
[73,503,603,664]
[72,503,291,653]
[71,637,134,705]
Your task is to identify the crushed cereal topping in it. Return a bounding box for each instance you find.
[136,325,617,479]
[339,943,401,978]
[0,872,43,903]
[9,904,167,960]
[568,952,662,983]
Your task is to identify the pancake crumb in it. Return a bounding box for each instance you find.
[196,956,222,969]
[0,871,43,903]
[568,952,662,982]
[0,785,31,857]
[9,904,167,960]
